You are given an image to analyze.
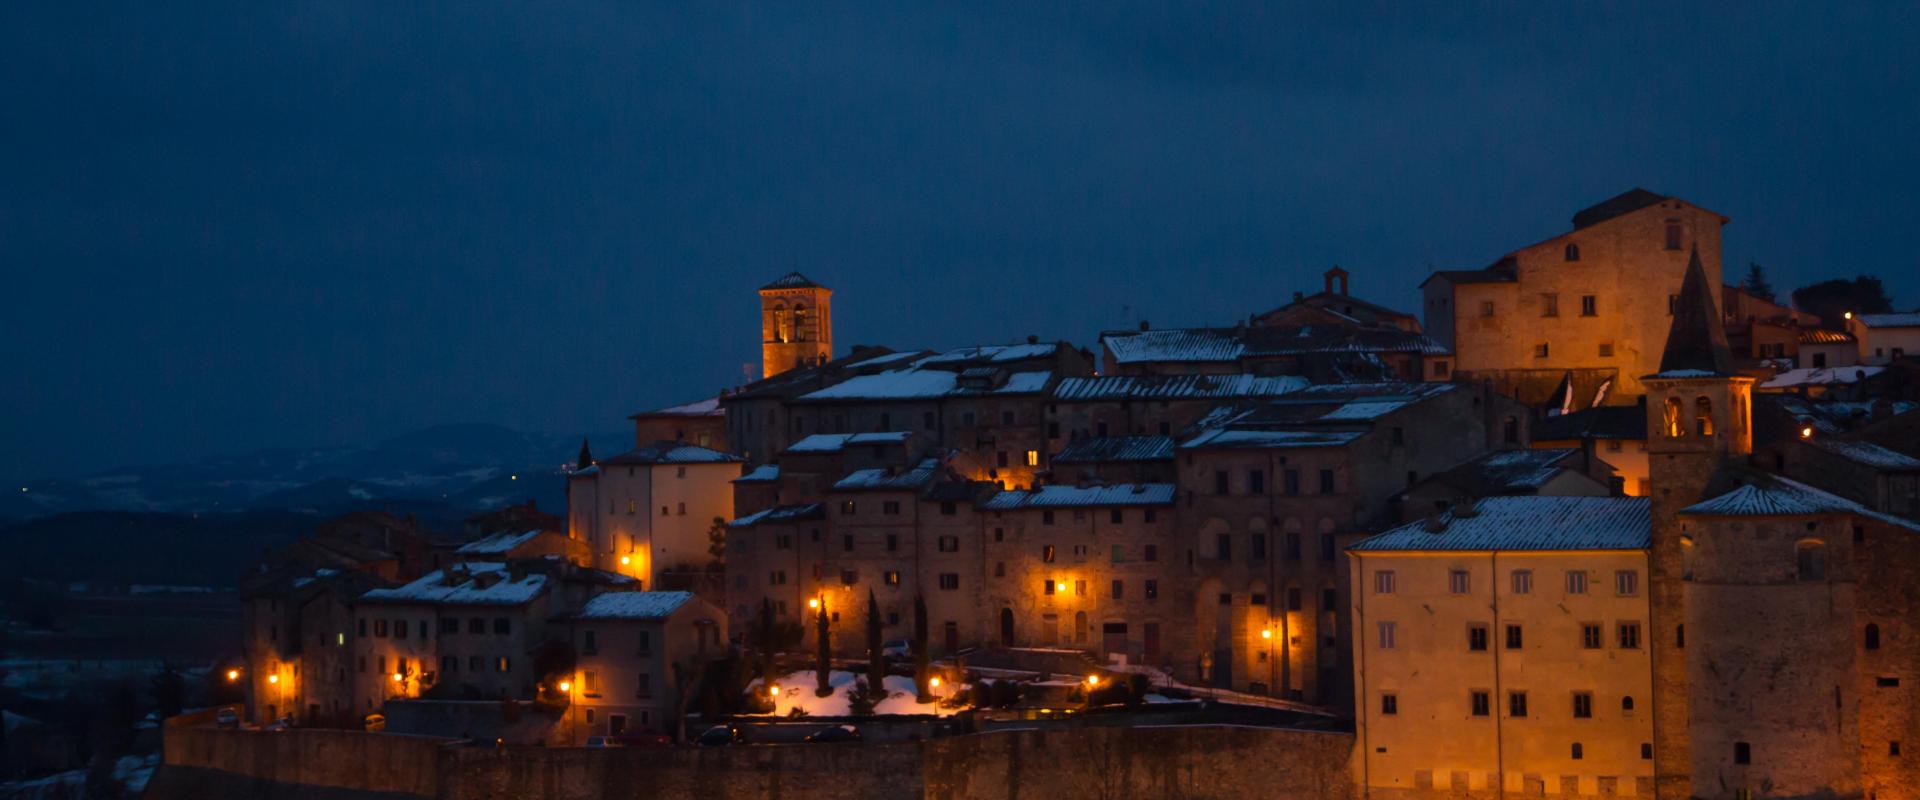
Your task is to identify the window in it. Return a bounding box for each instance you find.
[1573,692,1593,719]
[1214,471,1230,495]
[842,500,857,515]
[843,534,854,552]
[939,573,960,590]
[1374,570,1397,594]
[1877,676,1900,687]
[1283,470,1300,495]
[1695,396,1714,437]
[1145,579,1158,600]
[1534,342,1550,358]
[1566,571,1588,594]
[1434,360,1450,377]
[1615,570,1639,596]
[1480,300,1495,317]
[1217,534,1232,560]
[1026,450,1039,467]
[937,535,959,552]
[1617,622,1642,649]
[1542,293,1559,317]
[1381,693,1398,715]
[1471,690,1490,716]
[1564,243,1580,262]
[1508,691,1528,718]
[923,412,936,429]
[1581,295,1597,316]
[1143,509,1156,523]
[583,630,598,654]
[395,620,408,640]
[1734,742,1750,765]
[886,533,899,551]
[1144,544,1158,562]
[583,670,599,696]
[1109,509,1123,524]
[882,501,900,515]
[1286,588,1301,610]
[374,620,388,638]
[1042,510,1055,525]
[1249,469,1265,494]
[1251,533,1267,560]
[1042,545,1055,563]
[1468,624,1488,652]
[1505,624,1523,650]
[939,502,956,516]
[469,618,485,634]
[1449,570,1471,594]
[1044,580,1056,596]
[1378,622,1397,649]
[1511,570,1533,595]
[996,451,1009,468]
[1642,743,1653,760]
[1797,541,1826,582]
[1581,623,1603,649]
[884,571,901,586]
[636,673,652,698]
[1599,342,1614,357]
[840,569,857,585]
[496,657,510,673]
[1665,221,1683,250]
[637,631,651,655]
[993,562,1005,577]
[439,618,458,635]
[1320,533,1335,562]
[1866,623,1881,650]
[1110,580,1124,599]
[1571,743,1584,760]
[1319,470,1335,494]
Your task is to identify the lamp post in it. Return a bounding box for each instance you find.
[1261,627,1275,695]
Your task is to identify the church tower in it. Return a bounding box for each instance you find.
[1643,248,1754,800]
[758,272,832,378]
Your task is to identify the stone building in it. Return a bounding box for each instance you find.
[1422,188,1730,407]
[759,272,833,379]
[1530,403,1650,496]
[560,591,728,740]
[564,440,742,586]
[1098,325,1447,382]
[1848,312,1920,365]
[1253,266,1423,333]
[1348,496,1656,800]
[239,566,391,726]
[629,396,728,451]
[1393,448,1615,523]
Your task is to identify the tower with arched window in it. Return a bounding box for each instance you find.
[758,272,833,378]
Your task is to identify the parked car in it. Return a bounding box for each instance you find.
[803,724,862,744]
[695,724,740,747]
[214,708,240,728]
[585,736,623,748]
[881,639,911,659]
[363,713,386,732]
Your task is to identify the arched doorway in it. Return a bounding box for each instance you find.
[999,607,1015,646]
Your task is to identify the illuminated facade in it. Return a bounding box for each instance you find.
[564,440,742,586]
[760,272,833,379]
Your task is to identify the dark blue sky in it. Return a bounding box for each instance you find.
[4,2,1916,483]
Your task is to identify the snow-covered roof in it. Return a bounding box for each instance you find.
[730,503,826,527]
[1683,475,1920,532]
[359,563,548,607]
[914,343,1060,366]
[456,529,546,555]
[633,397,723,418]
[958,370,1052,395]
[733,464,780,483]
[982,483,1176,509]
[1052,373,1309,402]
[1179,429,1364,450]
[785,432,913,454]
[1855,312,1920,328]
[599,441,745,466]
[1051,436,1176,464]
[1806,438,1920,471]
[833,459,942,491]
[573,591,695,620]
[1760,366,1884,389]
[1101,326,1447,364]
[1418,449,1585,496]
[798,369,958,401]
[1351,497,1650,552]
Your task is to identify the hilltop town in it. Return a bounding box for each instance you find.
[220,189,1920,800]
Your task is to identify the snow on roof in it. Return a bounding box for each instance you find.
[1646,369,1725,379]
[1760,366,1884,389]
[456,529,546,555]
[573,591,694,620]
[733,464,780,483]
[1101,326,1447,364]
[599,441,745,465]
[785,432,913,453]
[982,483,1176,509]
[797,369,958,401]
[833,459,942,491]
[1179,429,1364,450]
[992,371,1053,394]
[359,563,548,606]
[1683,475,1920,532]
[1421,449,1583,496]
[1052,373,1309,402]
[1807,438,1920,471]
[1351,497,1650,552]
[1855,312,1920,328]
[1051,436,1176,463]
[730,503,826,527]
[634,397,723,417]
[915,343,1060,366]
[843,350,923,369]
[1315,398,1415,421]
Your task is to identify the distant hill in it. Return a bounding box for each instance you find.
[0,510,320,586]
[0,423,628,522]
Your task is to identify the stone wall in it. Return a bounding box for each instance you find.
[152,722,1356,800]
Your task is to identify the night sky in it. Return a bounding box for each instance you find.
[4,2,1916,484]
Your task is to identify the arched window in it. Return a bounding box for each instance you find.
[771,301,791,343]
[999,608,1015,645]
[1796,540,1826,582]
[1664,397,1684,438]
[1622,696,1635,711]
[792,303,812,342]
[1695,397,1714,437]
[1866,623,1881,650]
[1565,243,1581,262]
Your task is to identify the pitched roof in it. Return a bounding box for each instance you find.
[1417,449,1588,497]
[599,441,744,466]
[1052,373,1308,402]
[732,464,780,484]
[456,530,549,556]
[1655,248,1735,376]
[1805,437,1920,472]
[1100,326,1445,365]
[761,272,826,291]
[1051,436,1176,464]
[630,397,723,419]
[1419,267,1516,288]
[359,563,549,607]
[793,368,1054,402]
[573,591,695,620]
[1759,366,1884,389]
[981,483,1176,509]
[1682,474,1920,532]
[784,432,913,454]
[1179,428,1364,450]
[729,503,826,527]
[833,458,942,491]
[1854,313,1920,329]
[1571,188,1670,229]
[1351,496,1650,552]
[1796,328,1854,344]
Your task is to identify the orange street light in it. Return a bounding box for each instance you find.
[1086,675,1100,687]
[1261,628,1273,640]
[557,680,572,693]
[808,597,821,610]
[1800,426,1815,440]
[267,674,279,684]
[392,673,404,683]
[929,677,942,689]
[769,685,781,697]
[226,668,241,683]
[619,554,631,566]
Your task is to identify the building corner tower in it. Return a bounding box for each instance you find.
[759,272,833,379]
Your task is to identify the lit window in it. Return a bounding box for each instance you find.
[1026,450,1039,467]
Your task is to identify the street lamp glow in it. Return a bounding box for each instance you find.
[392,673,404,683]
[929,677,941,688]
[619,554,631,566]
[1086,675,1100,687]
[1800,426,1815,440]
[1261,628,1273,639]
[226,669,241,682]
[557,681,571,693]
[267,674,279,684]
[808,597,821,609]
[769,685,780,696]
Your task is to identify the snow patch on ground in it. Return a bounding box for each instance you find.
[745,670,963,717]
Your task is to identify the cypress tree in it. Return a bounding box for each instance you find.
[815,599,832,697]
[913,593,932,702]
[866,589,887,694]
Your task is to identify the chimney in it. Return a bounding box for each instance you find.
[1026,334,1039,345]
[1139,319,1151,331]
[1422,514,1447,533]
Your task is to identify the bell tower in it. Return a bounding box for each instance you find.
[758,272,833,378]
[1643,247,1753,800]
